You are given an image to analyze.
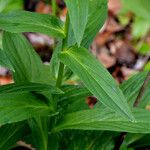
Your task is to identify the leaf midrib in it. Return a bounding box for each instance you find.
[63,51,130,119]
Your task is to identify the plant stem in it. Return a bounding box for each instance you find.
[52,0,57,16]
[114,71,150,150]
[56,13,70,87]
[56,62,64,87]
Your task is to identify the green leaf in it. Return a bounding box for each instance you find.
[65,0,89,46]
[65,0,108,48]
[0,122,29,150]
[0,92,50,126]
[120,71,150,108]
[0,48,14,70]
[28,117,49,150]
[59,85,91,103]
[49,41,62,80]
[48,134,59,150]
[139,81,150,108]
[58,85,91,113]
[60,131,115,150]
[123,134,145,146]
[2,32,55,84]
[59,46,134,120]
[128,134,150,148]
[81,0,108,48]
[120,71,148,106]
[0,82,63,94]
[66,22,76,47]
[0,11,65,38]
[54,108,150,133]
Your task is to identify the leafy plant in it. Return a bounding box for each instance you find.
[0,0,150,149]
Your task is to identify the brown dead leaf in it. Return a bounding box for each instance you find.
[17,141,35,150]
[114,40,137,67]
[0,76,13,85]
[97,52,116,68]
[36,1,52,14]
[86,96,98,109]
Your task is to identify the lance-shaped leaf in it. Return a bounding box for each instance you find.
[0,122,29,150]
[81,0,108,48]
[0,92,51,126]
[65,0,89,46]
[0,82,62,95]
[139,81,150,108]
[59,46,134,120]
[0,11,65,38]
[28,117,49,150]
[120,71,148,106]
[65,0,108,48]
[2,32,55,85]
[127,134,150,148]
[60,131,115,150]
[58,85,91,113]
[54,108,150,133]
[0,48,13,70]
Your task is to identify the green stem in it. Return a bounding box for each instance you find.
[56,14,70,87]
[56,62,64,87]
[52,0,57,16]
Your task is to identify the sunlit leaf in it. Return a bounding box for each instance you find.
[60,46,134,120]
[54,108,150,133]
[0,11,65,38]
[65,0,89,46]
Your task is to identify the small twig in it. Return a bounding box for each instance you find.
[114,71,150,150]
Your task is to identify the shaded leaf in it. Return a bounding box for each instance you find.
[0,92,50,126]
[120,71,148,106]
[0,122,29,150]
[48,134,59,150]
[60,131,115,150]
[28,117,49,150]
[139,81,150,108]
[58,85,91,113]
[2,32,55,85]
[120,133,145,149]
[128,134,150,148]
[0,48,14,70]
